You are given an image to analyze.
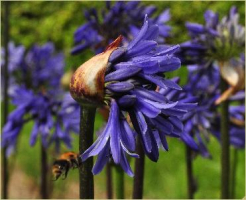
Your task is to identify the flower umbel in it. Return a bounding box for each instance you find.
[70,15,196,176]
[71,1,171,54]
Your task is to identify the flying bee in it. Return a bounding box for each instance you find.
[52,152,80,181]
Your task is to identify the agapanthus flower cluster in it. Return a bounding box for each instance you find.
[178,6,245,104]
[71,1,171,55]
[1,42,25,97]
[2,43,80,156]
[175,6,245,157]
[70,15,197,176]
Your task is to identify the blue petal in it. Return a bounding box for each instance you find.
[120,119,136,151]
[82,100,119,160]
[135,98,160,118]
[139,73,182,90]
[109,48,126,63]
[105,67,141,82]
[109,100,121,164]
[127,15,149,50]
[106,81,134,93]
[131,87,166,103]
[117,95,136,108]
[92,142,110,175]
[119,148,134,177]
[181,132,199,151]
[126,40,157,57]
[143,99,178,109]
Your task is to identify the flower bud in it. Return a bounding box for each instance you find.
[215,60,245,105]
[70,36,123,106]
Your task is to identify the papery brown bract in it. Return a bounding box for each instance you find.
[70,36,123,106]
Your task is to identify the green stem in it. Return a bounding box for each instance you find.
[186,145,195,199]
[220,70,230,199]
[115,165,124,199]
[79,105,96,199]
[132,137,145,199]
[106,163,113,199]
[230,148,238,198]
[41,144,48,199]
[2,1,10,199]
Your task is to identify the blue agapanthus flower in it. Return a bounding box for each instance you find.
[158,77,218,158]
[2,43,80,156]
[177,6,245,99]
[1,42,25,97]
[1,42,25,73]
[77,15,197,176]
[174,6,245,157]
[71,1,171,54]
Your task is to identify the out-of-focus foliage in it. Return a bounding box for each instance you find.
[2,1,244,70]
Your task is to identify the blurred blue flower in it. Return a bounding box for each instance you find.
[1,43,80,156]
[71,1,171,55]
[179,6,244,64]
[1,42,25,98]
[1,42,25,72]
[177,6,245,102]
[80,15,196,176]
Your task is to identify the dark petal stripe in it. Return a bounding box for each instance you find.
[106,82,134,93]
[138,73,182,90]
[105,67,141,82]
[117,95,136,108]
[108,48,126,63]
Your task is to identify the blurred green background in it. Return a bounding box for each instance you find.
[1,1,245,199]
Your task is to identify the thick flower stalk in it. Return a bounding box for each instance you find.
[71,1,171,54]
[70,15,197,176]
